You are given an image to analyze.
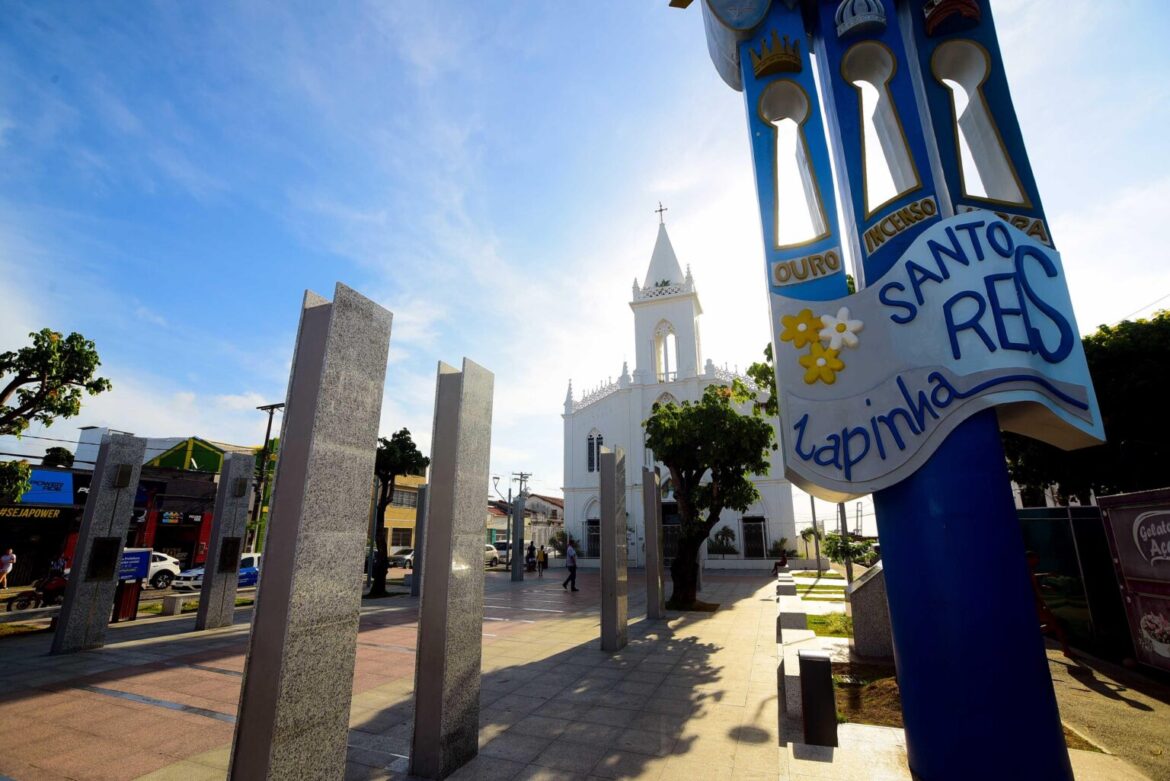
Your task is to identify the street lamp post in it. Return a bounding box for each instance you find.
[249,402,284,552]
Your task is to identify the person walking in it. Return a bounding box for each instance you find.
[536,545,547,577]
[0,548,15,590]
[562,539,578,592]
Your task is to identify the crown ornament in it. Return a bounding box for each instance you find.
[750,30,802,78]
[923,0,981,37]
[836,0,887,39]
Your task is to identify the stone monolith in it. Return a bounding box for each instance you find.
[195,452,254,630]
[51,434,147,654]
[642,466,665,620]
[600,446,628,651]
[410,359,494,780]
[229,283,392,781]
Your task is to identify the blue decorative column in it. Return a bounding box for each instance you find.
[673,2,1101,778]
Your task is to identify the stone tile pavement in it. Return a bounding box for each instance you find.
[0,568,1156,780]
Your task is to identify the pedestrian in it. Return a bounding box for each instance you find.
[536,545,547,577]
[0,548,15,590]
[526,541,536,572]
[562,538,579,592]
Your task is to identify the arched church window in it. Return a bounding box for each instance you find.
[587,431,603,473]
[656,392,679,407]
[931,39,1027,205]
[841,41,921,216]
[654,321,678,383]
[758,80,830,247]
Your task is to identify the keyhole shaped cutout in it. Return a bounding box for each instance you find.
[759,80,830,248]
[841,41,921,217]
[933,39,1027,205]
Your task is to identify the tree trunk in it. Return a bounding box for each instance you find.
[667,534,704,608]
[367,477,394,598]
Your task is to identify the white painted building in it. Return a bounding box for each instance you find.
[562,220,796,568]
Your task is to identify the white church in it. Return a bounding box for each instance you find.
[562,218,796,568]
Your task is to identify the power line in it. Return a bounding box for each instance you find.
[1114,292,1170,324]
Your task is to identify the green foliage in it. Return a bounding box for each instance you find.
[41,446,74,468]
[375,428,430,510]
[708,524,738,554]
[0,460,32,503]
[643,385,773,538]
[822,532,872,565]
[1004,310,1170,502]
[808,612,853,638]
[737,343,779,420]
[549,530,567,555]
[768,538,792,558]
[0,329,112,437]
[644,384,773,604]
[369,428,430,597]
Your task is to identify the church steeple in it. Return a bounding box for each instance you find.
[640,221,686,290]
[630,210,703,385]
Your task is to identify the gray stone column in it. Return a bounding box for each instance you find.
[410,485,428,598]
[642,467,664,620]
[510,492,526,582]
[600,447,628,652]
[195,452,254,631]
[411,359,494,780]
[229,284,392,781]
[51,434,147,655]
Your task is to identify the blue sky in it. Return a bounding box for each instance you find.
[2,2,1169,525]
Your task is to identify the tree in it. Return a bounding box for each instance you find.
[709,524,738,555]
[1004,311,1170,503]
[821,532,873,583]
[0,329,111,437]
[800,525,820,559]
[0,328,110,502]
[367,428,430,598]
[643,385,773,608]
[42,446,75,468]
[0,461,31,503]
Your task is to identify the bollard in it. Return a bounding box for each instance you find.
[799,649,837,747]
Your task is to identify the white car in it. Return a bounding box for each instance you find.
[148,553,182,589]
[173,553,262,591]
[484,545,500,568]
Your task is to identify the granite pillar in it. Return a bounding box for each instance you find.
[846,561,894,660]
[642,467,665,620]
[195,452,254,631]
[411,359,494,780]
[410,485,428,598]
[51,434,147,654]
[510,492,526,582]
[229,283,392,781]
[600,447,628,652]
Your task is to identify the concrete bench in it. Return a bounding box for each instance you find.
[161,594,189,616]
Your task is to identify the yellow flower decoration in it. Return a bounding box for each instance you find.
[780,308,821,349]
[799,342,845,385]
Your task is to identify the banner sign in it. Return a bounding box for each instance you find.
[1100,490,1170,674]
[772,214,1103,500]
[21,470,75,506]
[119,548,152,581]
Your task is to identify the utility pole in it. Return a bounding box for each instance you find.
[809,494,821,576]
[510,472,532,582]
[249,402,284,552]
[838,501,853,585]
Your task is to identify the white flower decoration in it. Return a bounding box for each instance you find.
[819,306,863,350]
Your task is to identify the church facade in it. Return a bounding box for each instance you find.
[562,220,796,568]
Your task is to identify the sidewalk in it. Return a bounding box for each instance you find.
[0,571,782,780]
[0,569,1159,780]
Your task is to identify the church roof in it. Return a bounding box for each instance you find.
[642,223,686,289]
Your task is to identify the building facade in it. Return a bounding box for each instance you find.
[562,221,796,568]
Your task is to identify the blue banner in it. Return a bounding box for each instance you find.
[21,469,75,506]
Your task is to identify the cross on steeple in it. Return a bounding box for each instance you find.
[655,201,668,224]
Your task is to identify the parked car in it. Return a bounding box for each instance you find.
[148,552,182,589]
[484,545,500,568]
[173,553,262,591]
[388,548,414,568]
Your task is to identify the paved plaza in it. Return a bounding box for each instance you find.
[0,570,1161,780]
